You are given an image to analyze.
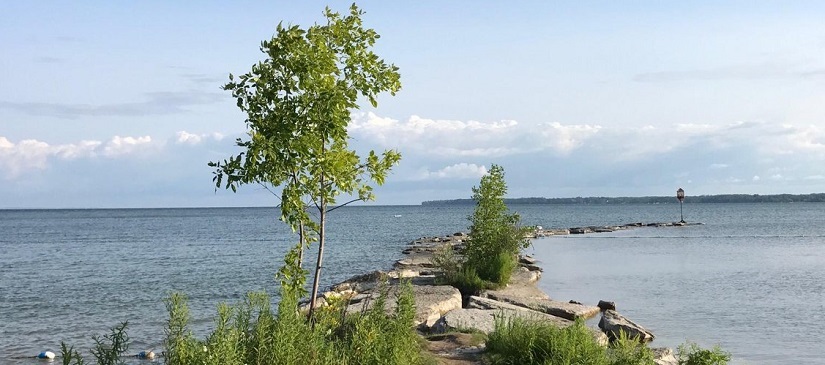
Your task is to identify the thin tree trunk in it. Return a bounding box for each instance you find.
[297,222,305,268]
[308,177,326,324]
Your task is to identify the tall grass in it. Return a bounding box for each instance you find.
[486,316,610,365]
[677,342,731,365]
[486,315,731,365]
[162,280,423,365]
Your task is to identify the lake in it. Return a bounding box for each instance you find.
[1,203,822,364]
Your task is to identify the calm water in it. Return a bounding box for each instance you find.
[1,203,823,364]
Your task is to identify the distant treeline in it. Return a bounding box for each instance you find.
[421,193,825,206]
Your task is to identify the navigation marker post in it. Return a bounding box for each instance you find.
[676,188,686,223]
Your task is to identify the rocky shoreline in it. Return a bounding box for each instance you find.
[315,222,695,364]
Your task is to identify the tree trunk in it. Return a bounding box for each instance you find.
[297,222,305,268]
[308,190,326,325]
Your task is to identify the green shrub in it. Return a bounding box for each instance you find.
[91,322,130,365]
[473,251,518,287]
[440,265,488,297]
[677,342,731,365]
[59,341,85,365]
[486,315,608,365]
[609,330,656,365]
[463,165,530,286]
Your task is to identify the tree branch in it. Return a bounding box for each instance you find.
[325,198,363,214]
[257,182,283,202]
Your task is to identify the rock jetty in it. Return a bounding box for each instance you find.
[316,222,694,364]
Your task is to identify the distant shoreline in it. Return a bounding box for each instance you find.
[422,193,825,206]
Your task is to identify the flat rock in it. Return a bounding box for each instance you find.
[452,298,607,346]
[330,270,387,293]
[652,347,677,365]
[466,296,571,327]
[598,309,655,343]
[433,308,565,335]
[394,252,436,268]
[346,284,461,328]
[481,291,600,320]
[519,255,537,265]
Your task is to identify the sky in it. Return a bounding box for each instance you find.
[2,1,825,208]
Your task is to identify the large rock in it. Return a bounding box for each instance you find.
[346,284,461,328]
[453,297,607,346]
[466,296,572,327]
[598,310,655,343]
[482,291,600,320]
[431,308,501,334]
[651,347,677,365]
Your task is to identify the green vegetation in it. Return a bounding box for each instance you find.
[209,3,402,321]
[486,316,609,365]
[436,164,529,292]
[422,192,825,205]
[61,282,424,365]
[486,315,732,365]
[161,281,422,365]
[60,322,129,365]
[677,342,731,365]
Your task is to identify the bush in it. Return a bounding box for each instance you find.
[486,316,608,365]
[487,315,669,365]
[473,251,518,287]
[677,342,731,365]
[438,265,488,297]
[609,330,656,365]
[463,164,530,286]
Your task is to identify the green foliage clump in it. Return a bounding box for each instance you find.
[162,280,423,365]
[60,342,85,365]
[60,322,129,365]
[487,315,733,365]
[439,265,489,297]
[677,342,731,365]
[438,164,529,290]
[487,316,608,365]
[609,330,656,365]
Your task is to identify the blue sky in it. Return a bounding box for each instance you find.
[2,1,825,208]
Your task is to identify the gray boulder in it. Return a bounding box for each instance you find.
[466,296,572,327]
[346,284,461,328]
[447,298,608,346]
[598,310,655,343]
[482,292,600,320]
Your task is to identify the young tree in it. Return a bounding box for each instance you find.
[209,4,401,322]
[463,164,530,286]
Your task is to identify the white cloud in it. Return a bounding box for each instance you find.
[175,130,224,145]
[0,134,160,179]
[709,163,729,169]
[349,112,600,157]
[102,135,153,157]
[753,175,761,181]
[413,163,488,180]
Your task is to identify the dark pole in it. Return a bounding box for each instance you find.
[676,188,686,223]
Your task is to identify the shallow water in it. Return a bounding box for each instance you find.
[1,203,823,364]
